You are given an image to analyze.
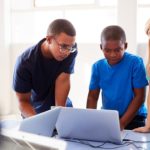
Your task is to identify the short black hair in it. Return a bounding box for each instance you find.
[101,25,126,43]
[47,19,76,36]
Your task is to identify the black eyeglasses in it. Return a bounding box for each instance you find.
[54,38,77,53]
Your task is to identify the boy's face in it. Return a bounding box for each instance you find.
[100,40,127,65]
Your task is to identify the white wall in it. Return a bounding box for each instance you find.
[0,0,11,115]
[118,0,137,53]
[69,43,103,108]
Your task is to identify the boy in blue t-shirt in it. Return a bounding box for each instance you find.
[87,25,148,130]
[13,19,77,118]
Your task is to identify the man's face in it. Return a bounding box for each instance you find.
[100,40,127,65]
[47,32,76,61]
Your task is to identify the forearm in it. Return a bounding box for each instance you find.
[86,90,99,109]
[16,92,36,118]
[55,82,69,106]
[87,98,97,108]
[55,96,68,106]
[146,86,150,127]
[120,97,144,129]
[147,40,150,64]
[146,113,150,128]
[55,73,70,106]
[19,101,36,118]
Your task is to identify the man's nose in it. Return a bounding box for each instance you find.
[62,51,70,57]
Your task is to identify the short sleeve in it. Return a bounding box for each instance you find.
[89,63,101,90]
[132,57,148,88]
[13,56,32,93]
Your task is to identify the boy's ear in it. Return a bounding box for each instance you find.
[100,44,102,50]
[124,42,128,49]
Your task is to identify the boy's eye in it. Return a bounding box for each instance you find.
[104,49,110,53]
[115,49,121,52]
[105,50,109,53]
[104,48,122,53]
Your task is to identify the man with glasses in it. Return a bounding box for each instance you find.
[13,19,77,118]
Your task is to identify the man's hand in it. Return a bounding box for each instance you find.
[16,92,36,118]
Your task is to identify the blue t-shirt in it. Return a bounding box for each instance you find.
[89,52,148,117]
[13,38,77,113]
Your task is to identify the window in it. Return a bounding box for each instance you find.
[11,11,63,44]
[11,0,117,44]
[35,0,95,7]
[137,0,150,43]
[138,0,150,5]
[65,9,117,43]
[34,0,117,7]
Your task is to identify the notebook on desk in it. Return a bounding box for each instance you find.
[56,108,124,144]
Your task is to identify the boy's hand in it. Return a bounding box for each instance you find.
[133,126,150,133]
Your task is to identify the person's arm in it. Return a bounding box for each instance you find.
[146,86,150,127]
[133,19,150,133]
[133,84,150,133]
[120,87,146,130]
[146,40,150,76]
[55,72,70,106]
[16,92,36,118]
[86,89,100,109]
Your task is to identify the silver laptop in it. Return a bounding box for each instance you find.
[56,107,123,144]
[19,107,61,137]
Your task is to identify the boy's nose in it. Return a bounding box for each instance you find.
[110,51,116,57]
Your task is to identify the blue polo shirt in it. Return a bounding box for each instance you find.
[89,52,148,117]
[13,38,77,113]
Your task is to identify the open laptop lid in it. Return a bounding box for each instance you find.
[56,108,122,144]
[19,107,61,137]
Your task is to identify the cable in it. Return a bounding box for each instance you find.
[64,138,130,149]
[64,138,149,150]
[123,141,147,150]
[123,139,150,150]
[123,139,150,143]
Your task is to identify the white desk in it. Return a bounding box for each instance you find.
[1,129,150,150]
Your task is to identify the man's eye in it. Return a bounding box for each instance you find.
[61,44,68,49]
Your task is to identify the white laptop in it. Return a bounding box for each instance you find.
[19,107,61,137]
[56,107,123,144]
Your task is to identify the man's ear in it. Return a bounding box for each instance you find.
[124,42,128,49]
[46,36,53,44]
[100,44,102,50]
